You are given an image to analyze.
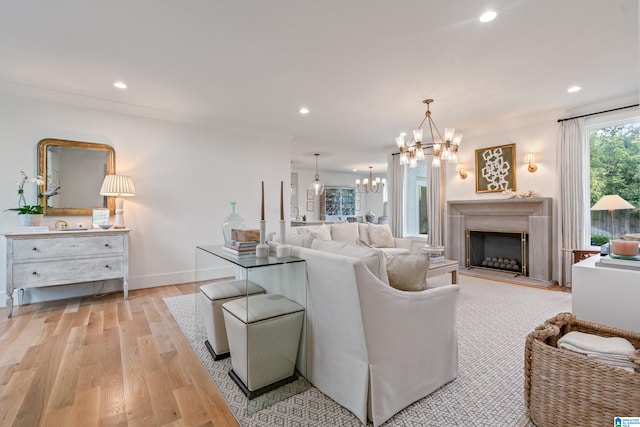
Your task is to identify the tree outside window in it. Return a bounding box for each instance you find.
[589,122,640,244]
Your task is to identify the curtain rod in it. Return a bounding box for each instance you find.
[557,104,639,123]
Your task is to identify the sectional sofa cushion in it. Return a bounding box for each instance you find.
[311,239,389,285]
[385,253,430,291]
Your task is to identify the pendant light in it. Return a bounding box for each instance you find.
[308,153,325,196]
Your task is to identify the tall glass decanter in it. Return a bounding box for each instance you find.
[222,202,245,243]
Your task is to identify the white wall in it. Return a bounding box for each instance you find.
[0,92,293,306]
[292,169,384,221]
[445,110,560,202]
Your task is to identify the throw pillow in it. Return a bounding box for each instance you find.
[385,253,430,292]
[331,222,359,244]
[311,239,389,284]
[310,223,332,241]
[358,223,371,245]
[368,223,396,248]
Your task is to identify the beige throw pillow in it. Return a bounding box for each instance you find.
[310,223,332,241]
[311,240,389,284]
[368,223,396,248]
[385,253,430,292]
[331,222,359,244]
[358,223,371,245]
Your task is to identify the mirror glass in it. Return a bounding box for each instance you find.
[38,139,115,215]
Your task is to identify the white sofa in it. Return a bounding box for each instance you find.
[287,243,460,426]
[287,222,424,256]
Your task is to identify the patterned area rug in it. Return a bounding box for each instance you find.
[163,274,571,426]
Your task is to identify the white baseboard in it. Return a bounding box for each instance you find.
[0,266,235,309]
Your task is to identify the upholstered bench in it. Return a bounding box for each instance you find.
[222,293,305,397]
[199,280,264,360]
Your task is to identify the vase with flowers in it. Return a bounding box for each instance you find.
[5,171,45,226]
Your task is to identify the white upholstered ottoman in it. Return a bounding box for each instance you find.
[222,293,304,397]
[199,280,264,360]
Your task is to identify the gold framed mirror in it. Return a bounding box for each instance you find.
[38,138,116,215]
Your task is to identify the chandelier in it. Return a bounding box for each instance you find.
[308,153,325,196]
[395,98,462,168]
[356,166,386,193]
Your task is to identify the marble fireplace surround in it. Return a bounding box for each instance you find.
[447,198,554,286]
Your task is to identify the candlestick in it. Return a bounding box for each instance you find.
[261,181,265,221]
[280,180,284,221]
[256,220,269,258]
[279,219,286,245]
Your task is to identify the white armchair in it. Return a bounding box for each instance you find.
[290,246,459,426]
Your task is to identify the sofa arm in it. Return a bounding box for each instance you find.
[393,238,412,250]
[394,237,425,253]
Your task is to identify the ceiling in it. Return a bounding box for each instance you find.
[1,1,638,173]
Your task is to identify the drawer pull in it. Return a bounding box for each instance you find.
[105,265,110,269]
[105,243,109,247]
[32,272,37,275]
[32,247,37,251]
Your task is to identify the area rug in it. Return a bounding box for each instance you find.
[163,274,572,426]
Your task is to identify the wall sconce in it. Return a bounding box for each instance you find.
[455,163,468,180]
[524,153,538,173]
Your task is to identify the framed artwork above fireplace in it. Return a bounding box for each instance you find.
[475,143,516,193]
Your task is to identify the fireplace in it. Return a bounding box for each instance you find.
[447,198,554,286]
[467,230,528,276]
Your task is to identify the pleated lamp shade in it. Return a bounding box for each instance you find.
[100,175,136,197]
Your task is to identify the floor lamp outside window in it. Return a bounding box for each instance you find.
[100,175,136,229]
[590,194,634,240]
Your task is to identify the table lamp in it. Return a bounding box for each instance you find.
[590,194,634,239]
[100,175,136,229]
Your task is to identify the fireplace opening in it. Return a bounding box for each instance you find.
[466,230,529,276]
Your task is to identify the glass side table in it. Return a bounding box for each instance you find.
[195,244,309,415]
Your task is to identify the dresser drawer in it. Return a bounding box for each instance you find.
[12,256,124,287]
[12,235,124,260]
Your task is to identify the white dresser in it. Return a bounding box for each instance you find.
[4,228,130,317]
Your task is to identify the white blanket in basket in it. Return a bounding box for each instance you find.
[558,331,638,372]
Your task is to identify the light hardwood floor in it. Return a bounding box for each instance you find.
[0,284,239,427]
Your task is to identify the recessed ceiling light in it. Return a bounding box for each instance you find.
[299,107,310,115]
[113,81,127,89]
[479,10,497,23]
[400,132,407,136]
[567,85,582,93]
[353,169,358,172]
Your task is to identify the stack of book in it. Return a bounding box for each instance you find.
[422,244,445,263]
[223,241,258,258]
[596,253,640,271]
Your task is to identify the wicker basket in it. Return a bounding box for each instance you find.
[524,312,640,427]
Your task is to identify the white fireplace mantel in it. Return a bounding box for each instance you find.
[447,198,554,285]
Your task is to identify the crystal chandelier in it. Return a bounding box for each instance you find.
[356,166,386,193]
[308,153,325,196]
[395,99,462,168]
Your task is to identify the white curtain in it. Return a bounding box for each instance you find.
[557,117,588,286]
[388,153,404,237]
[427,161,445,245]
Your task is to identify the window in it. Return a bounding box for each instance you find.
[588,119,640,244]
[404,160,428,236]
